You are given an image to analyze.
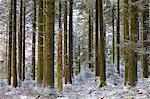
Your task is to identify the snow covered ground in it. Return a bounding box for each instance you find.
[0,64,149,99]
[57,65,150,99]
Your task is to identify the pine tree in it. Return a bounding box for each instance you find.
[123,0,129,85]
[142,0,149,78]
[95,0,99,76]
[116,0,120,74]
[44,0,55,87]
[112,5,115,64]
[88,10,92,69]
[43,0,46,83]
[37,0,43,85]
[57,31,63,92]
[32,0,36,80]
[68,0,73,84]
[18,0,23,81]
[99,0,106,87]
[128,0,138,86]
[64,0,68,84]
[57,0,63,92]
[77,41,81,74]
[12,0,17,87]
[8,0,13,85]
[22,1,26,80]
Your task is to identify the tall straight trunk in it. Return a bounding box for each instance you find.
[112,5,115,64]
[95,0,99,76]
[57,0,63,92]
[18,0,23,81]
[78,42,80,74]
[142,0,149,78]
[22,2,26,80]
[116,0,120,74]
[44,0,55,87]
[99,0,106,87]
[128,0,138,86]
[43,0,46,83]
[32,0,36,80]
[8,0,13,85]
[12,0,17,87]
[123,0,129,85]
[88,10,92,69]
[64,0,68,84]
[68,0,73,84]
[37,0,43,85]
[91,10,93,50]
[57,31,62,91]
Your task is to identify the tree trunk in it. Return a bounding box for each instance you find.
[57,0,63,92]
[142,0,149,78]
[123,0,129,85]
[18,0,23,82]
[44,0,55,87]
[43,0,46,83]
[68,0,73,84]
[37,0,43,85]
[88,10,92,69]
[128,0,138,86]
[95,0,99,76]
[64,0,68,84]
[99,0,106,87]
[8,0,13,85]
[112,5,115,64]
[32,0,36,80]
[57,31,63,92]
[22,2,26,81]
[116,0,120,74]
[12,0,17,87]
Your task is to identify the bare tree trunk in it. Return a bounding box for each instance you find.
[123,0,129,85]
[128,0,138,86]
[95,0,99,76]
[112,5,115,64]
[37,0,43,85]
[116,0,120,74]
[12,0,17,87]
[99,0,106,87]
[44,0,55,87]
[18,0,23,82]
[68,0,73,84]
[64,0,68,84]
[8,0,13,85]
[142,0,149,78]
[32,0,36,80]
[22,2,26,81]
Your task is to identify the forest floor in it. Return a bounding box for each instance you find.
[0,64,149,99]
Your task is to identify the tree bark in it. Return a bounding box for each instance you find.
[8,0,13,85]
[32,0,36,80]
[128,0,138,86]
[116,0,120,74]
[95,0,99,76]
[68,0,73,84]
[142,0,149,78]
[112,5,115,64]
[22,1,26,81]
[88,10,92,69]
[123,0,129,85]
[12,0,17,87]
[64,0,68,84]
[44,0,55,87]
[99,0,106,87]
[37,0,43,85]
[57,0,63,92]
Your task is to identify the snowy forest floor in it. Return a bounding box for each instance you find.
[0,64,149,99]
